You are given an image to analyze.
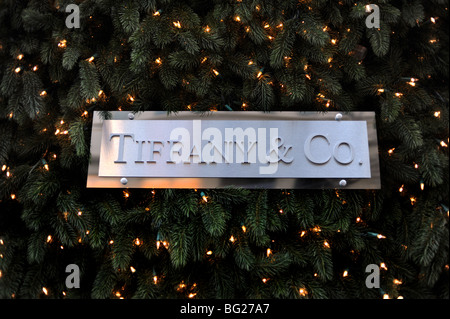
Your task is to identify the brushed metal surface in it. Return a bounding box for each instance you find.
[86,111,381,189]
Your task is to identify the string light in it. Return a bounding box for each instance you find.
[410,197,417,205]
[388,148,395,155]
[420,180,425,191]
[188,293,197,298]
[206,250,213,255]
[241,225,247,233]
[153,275,158,284]
[173,21,182,28]
[300,230,307,237]
[87,56,95,63]
[262,278,269,283]
[40,91,47,97]
[380,263,388,270]
[42,287,48,296]
[229,235,235,243]
[134,238,141,246]
[10,194,16,200]
[368,232,386,239]
[299,288,308,296]
[440,140,448,147]
[343,270,349,277]
[406,78,419,86]
[58,40,67,48]
[14,67,22,73]
[399,185,404,193]
[312,226,321,233]
[234,15,241,22]
[393,279,402,285]
[46,235,52,243]
[17,54,24,60]
[442,205,449,218]
[212,69,219,76]
[204,25,211,32]
[177,282,186,291]
[434,111,441,118]
[323,240,330,248]
[96,90,104,99]
[266,248,272,257]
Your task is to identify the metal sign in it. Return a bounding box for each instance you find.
[87,111,380,189]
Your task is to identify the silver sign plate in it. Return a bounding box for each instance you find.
[87,111,380,189]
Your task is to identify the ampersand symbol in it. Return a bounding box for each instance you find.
[277,137,293,163]
[266,137,293,163]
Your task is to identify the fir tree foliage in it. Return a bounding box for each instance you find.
[0,0,448,299]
